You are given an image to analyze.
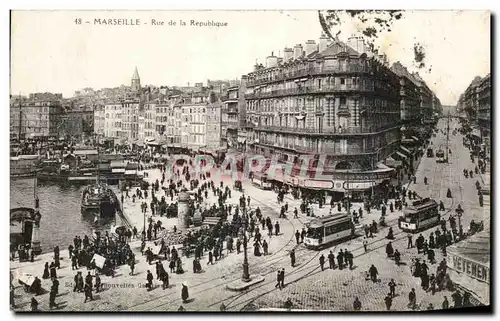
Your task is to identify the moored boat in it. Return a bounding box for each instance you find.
[81,183,119,217]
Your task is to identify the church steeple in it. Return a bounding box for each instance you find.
[131,66,141,92]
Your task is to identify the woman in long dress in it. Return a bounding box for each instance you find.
[181,282,189,303]
[42,262,50,279]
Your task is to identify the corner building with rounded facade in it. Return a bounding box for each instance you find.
[244,35,402,200]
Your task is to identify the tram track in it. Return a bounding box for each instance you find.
[237,124,461,310]
[122,188,304,311]
[125,129,464,311]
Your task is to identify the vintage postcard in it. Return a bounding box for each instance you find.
[9,10,491,312]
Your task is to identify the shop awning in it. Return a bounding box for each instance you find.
[400,146,411,155]
[394,151,407,159]
[386,156,402,167]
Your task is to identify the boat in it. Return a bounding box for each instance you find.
[81,144,119,218]
[81,182,119,217]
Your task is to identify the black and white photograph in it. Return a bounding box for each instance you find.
[8,9,491,312]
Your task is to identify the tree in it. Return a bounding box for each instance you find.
[318,10,429,71]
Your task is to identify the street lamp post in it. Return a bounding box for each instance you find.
[242,209,251,282]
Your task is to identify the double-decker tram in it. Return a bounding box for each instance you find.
[304,213,355,249]
[251,172,272,190]
[398,198,440,232]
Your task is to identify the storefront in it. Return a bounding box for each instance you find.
[269,163,394,200]
[446,230,490,305]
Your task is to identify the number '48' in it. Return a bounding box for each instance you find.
[75,18,82,24]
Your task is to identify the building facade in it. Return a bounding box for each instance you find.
[119,100,141,141]
[221,85,240,148]
[58,109,94,139]
[244,35,402,197]
[10,98,63,139]
[104,103,122,139]
[94,104,106,137]
[477,74,491,140]
[206,102,222,151]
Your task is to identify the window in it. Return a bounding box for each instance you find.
[339,139,348,154]
[340,78,345,85]
[340,97,347,107]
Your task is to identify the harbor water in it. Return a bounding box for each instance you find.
[10,178,125,251]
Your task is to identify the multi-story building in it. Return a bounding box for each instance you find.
[462,76,483,121]
[206,102,222,151]
[94,104,106,137]
[120,99,141,141]
[186,103,207,149]
[390,62,421,124]
[221,85,240,148]
[143,102,157,142]
[459,74,491,152]
[477,74,491,140]
[58,109,94,140]
[10,98,63,139]
[104,103,122,139]
[244,34,402,199]
[411,72,434,122]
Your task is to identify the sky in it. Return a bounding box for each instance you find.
[10,10,490,105]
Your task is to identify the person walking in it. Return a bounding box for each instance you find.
[369,264,378,283]
[146,270,154,290]
[319,254,325,271]
[363,237,368,252]
[290,249,296,267]
[408,288,417,310]
[388,279,397,297]
[295,230,300,245]
[353,297,362,311]
[407,234,413,249]
[280,268,285,288]
[384,293,393,310]
[275,270,282,290]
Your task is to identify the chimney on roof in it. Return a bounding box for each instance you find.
[305,40,317,56]
[266,53,278,68]
[283,47,293,62]
[319,33,328,53]
[293,44,303,59]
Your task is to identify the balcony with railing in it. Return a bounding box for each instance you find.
[257,140,381,156]
[254,122,399,136]
[245,83,375,99]
[247,64,371,87]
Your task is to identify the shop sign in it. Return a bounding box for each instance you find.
[304,180,334,189]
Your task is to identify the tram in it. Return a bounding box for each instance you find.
[398,198,440,232]
[304,213,355,249]
[251,172,272,190]
[436,149,446,163]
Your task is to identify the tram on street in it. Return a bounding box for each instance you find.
[436,149,446,163]
[398,198,440,232]
[251,172,272,190]
[304,213,355,249]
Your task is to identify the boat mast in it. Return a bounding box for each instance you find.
[96,134,100,184]
[18,94,22,140]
